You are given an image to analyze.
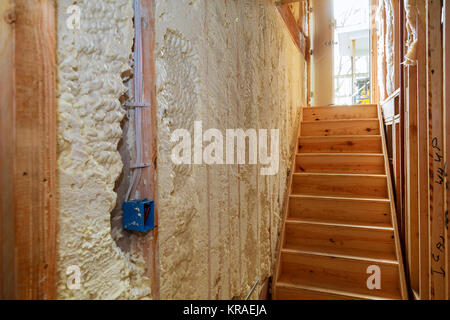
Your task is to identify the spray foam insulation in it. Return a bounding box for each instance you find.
[155,0,305,299]
[56,0,150,299]
[56,0,305,300]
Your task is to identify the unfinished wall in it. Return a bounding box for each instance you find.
[377,0,396,100]
[155,0,305,299]
[56,0,150,299]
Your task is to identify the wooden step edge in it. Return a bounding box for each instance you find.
[302,118,380,124]
[288,194,391,203]
[303,104,378,109]
[299,135,382,139]
[281,248,399,265]
[296,153,384,157]
[293,172,388,178]
[275,282,397,300]
[284,219,395,231]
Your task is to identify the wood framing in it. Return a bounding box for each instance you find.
[427,0,446,300]
[276,3,307,56]
[0,0,57,299]
[443,0,450,300]
[415,0,430,300]
[133,0,160,299]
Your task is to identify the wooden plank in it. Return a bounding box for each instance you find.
[0,0,16,299]
[275,283,371,300]
[377,104,409,299]
[302,105,378,121]
[276,4,306,56]
[279,250,402,299]
[415,0,430,300]
[284,221,396,261]
[292,173,389,199]
[0,0,57,299]
[406,65,420,294]
[443,0,450,300]
[298,135,383,153]
[427,0,446,300]
[301,119,380,136]
[288,196,392,227]
[134,0,159,299]
[295,153,385,174]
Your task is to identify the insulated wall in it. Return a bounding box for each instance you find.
[155,0,305,299]
[56,0,151,299]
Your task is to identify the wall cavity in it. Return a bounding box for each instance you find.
[155,0,305,299]
[56,0,150,299]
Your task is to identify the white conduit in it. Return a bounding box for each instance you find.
[126,0,144,201]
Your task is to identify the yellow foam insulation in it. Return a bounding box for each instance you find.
[404,0,418,65]
[384,0,395,96]
[56,0,150,299]
[377,0,387,100]
[155,0,305,299]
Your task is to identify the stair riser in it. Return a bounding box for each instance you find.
[298,136,382,153]
[284,223,396,260]
[296,154,385,174]
[301,120,380,136]
[292,174,389,199]
[288,197,392,227]
[303,105,378,122]
[280,252,402,299]
[274,285,367,300]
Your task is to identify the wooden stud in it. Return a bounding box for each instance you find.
[133,0,159,299]
[0,0,57,299]
[276,4,306,56]
[426,0,446,300]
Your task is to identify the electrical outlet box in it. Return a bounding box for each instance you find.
[123,199,154,232]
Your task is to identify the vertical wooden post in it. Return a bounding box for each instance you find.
[443,0,450,301]
[416,0,430,300]
[0,0,16,299]
[135,0,160,299]
[0,0,57,299]
[427,0,445,300]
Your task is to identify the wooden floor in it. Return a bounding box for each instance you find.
[272,105,408,300]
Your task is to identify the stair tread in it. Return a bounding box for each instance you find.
[293,172,387,178]
[299,135,382,138]
[275,282,398,300]
[289,194,391,202]
[285,219,394,231]
[281,248,398,265]
[279,250,402,299]
[296,153,384,156]
[302,118,379,123]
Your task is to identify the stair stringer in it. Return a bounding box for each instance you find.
[377,103,408,299]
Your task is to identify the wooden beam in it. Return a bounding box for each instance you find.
[0,0,16,299]
[443,0,450,300]
[427,0,445,300]
[0,0,57,299]
[134,0,160,299]
[276,4,306,56]
[415,0,430,300]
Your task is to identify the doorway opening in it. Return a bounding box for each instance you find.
[333,0,371,105]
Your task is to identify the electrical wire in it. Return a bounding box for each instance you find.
[126,0,144,201]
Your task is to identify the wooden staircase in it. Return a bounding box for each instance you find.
[272,104,408,300]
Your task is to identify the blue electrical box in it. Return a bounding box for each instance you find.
[123,199,155,232]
